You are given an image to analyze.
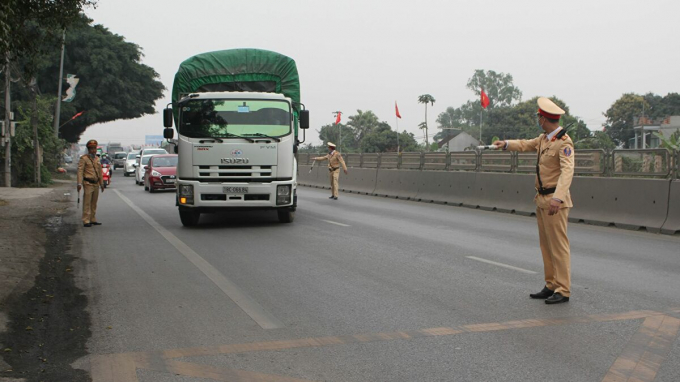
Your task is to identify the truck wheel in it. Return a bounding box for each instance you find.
[277,208,295,223]
[179,210,200,226]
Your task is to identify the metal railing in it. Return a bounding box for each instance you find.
[299,149,679,178]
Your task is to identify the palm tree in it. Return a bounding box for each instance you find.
[418,94,436,150]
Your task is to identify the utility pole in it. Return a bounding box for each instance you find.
[3,52,11,187]
[53,29,66,138]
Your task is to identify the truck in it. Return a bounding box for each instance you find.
[163,49,310,227]
[106,142,124,156]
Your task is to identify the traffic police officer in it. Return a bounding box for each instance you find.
[493,97,575,304]
[77,139,105,227]
[314,142,348,200]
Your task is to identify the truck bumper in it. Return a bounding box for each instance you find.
[176,179,296,211]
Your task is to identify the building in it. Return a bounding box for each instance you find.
[437,130,481,152]
[630,116,680,148]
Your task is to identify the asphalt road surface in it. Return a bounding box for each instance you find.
[76,174,680,382]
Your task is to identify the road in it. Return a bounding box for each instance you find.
[77,173,680,381]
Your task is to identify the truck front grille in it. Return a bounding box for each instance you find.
[197,165,272,179]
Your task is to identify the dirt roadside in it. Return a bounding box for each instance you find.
[0,173,91,382]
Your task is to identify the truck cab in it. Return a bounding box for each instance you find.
[163,49,309,227]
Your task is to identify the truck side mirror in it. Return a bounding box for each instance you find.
[299,110,309,129]
[163,108,173,128]
[164,128,174,139]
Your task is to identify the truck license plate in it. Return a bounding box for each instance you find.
[223,186,248,194]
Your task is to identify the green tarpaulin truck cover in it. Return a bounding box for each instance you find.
[172,49,300,105]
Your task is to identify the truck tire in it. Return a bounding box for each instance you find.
[277,208,295,223]
[179,210,200,226]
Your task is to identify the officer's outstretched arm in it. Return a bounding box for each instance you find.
[505,136,542,152]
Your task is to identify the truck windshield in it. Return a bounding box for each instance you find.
[179,99,291,139]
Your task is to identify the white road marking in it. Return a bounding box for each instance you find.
[113,189,284,330]
[466,256,537,274]
[321,219,350,227]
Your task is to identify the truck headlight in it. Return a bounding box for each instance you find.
[179,184,194,205]
[276,185,291,205]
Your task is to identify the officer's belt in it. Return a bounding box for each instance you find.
[328,167,339,172]
[83,177,99,184]
[537,187,556,195]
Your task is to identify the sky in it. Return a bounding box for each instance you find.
[81,0,680,147]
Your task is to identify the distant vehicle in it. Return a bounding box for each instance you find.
[107,142,124,156]
[112,152,127,170]
[63,154,73,164]
[144,154,178,193]
[134,154,155,185]
[123,152,137,177]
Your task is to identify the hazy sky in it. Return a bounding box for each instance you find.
[82,0,680,147]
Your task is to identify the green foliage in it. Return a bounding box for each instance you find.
[346,110,380,144]
[603,92,680,147]
[574,131,616,150]
[12,14,165,142]
[316,123,357,152]
[466,69,522,108]
[653,129,680,150]
[418,94,435,149]
[436,69,523,143]
[360,123,419,153]
[0,0,95,69]
[10,95,68,185]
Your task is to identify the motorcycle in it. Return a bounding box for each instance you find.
[102,163,111,188]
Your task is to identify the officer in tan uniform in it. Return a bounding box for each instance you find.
[77,139,105,227]
[314,142,348,200]
[493,97,575,304]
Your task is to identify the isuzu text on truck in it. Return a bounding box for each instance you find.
[162,49,309,226]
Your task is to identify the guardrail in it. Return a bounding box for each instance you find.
[298,149,679,178]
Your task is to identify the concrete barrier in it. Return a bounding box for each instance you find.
[570,177,671,233]
[473,173,536,215]
[373,169,421,199]
[661,180,680,235]
[299,167,677,235]
[415,171,479,206]
[340,168,378,195]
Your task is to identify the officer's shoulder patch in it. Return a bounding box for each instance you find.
[563,147,572,157]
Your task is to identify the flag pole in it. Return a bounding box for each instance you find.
[479,109,483,144]
[396,114,400,153]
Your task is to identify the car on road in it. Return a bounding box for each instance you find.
[134,154,155,185]
[63,154,72,164]
[144,154,178,193]
[123,152,138,177]
[112,152,127,170]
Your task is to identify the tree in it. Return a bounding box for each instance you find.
[574,131,616,150]
[604,92,680,147]
[11,95,66,185]
[316,123,357,152]
[466,69,522,109]
[435,70,522,143]
[603,93,648,146]
[359,122,419,153]
[1,0,95,68]
[346,109,380,146]
[417,94,435,150]
[32,14,165,142]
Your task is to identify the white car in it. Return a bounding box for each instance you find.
[123,152,138,177]
[135,154,156,185]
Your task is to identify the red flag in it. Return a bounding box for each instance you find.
[395,102,402,119]
[481,90,490,109]
[70,111,84,120]
[335,112,342,125]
